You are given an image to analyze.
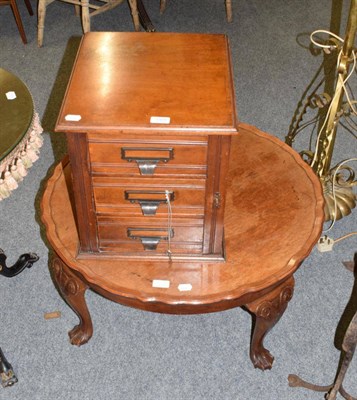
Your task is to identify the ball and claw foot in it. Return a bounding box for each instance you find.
[251,347,274,370]
[52,257,94,346]
[68,325,93,346]
[245,278,295,371]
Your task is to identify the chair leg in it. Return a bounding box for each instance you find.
[128,0,140,31]
[24,0,33,15]
[9,0,27,44]
[74,4,80,16]
[81,0,90,33]
[225,0,232,22]
[37,0,46,46]
[160,0,166,14]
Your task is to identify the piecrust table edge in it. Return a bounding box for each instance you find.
[40,123,325,312]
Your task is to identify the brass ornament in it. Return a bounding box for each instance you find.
[286,0,357,222]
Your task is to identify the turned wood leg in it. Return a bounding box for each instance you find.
[160,0,166,14]
[10,0,27,44]
[81,0,90,33]
[24,0,34,15]
[37,0,46,47]
[244,276,295,370]
[51,256,93,346]
[74,5,80,16]
[225,0,232,23]
[128,0,140,32]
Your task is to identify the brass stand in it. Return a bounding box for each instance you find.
[286,0,357,222]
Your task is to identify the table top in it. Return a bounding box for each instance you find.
[55,32,238,136]
[41,124,324,313]
[0,68,33,161]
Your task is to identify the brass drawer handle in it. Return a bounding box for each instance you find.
[124,190,175,216]
[121,147,174,175]
[127,228,174,251]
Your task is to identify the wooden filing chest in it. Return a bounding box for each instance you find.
[55,32,238,262]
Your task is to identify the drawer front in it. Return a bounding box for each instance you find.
[97,218,203,254]
[99,240,203,255]
[93,181,206,217]
[88,141,208,177]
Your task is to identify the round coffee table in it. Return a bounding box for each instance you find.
[41,123,324,370]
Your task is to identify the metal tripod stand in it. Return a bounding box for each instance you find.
[0,249,38,387]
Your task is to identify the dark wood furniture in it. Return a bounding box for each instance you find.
[41,120,324,370]
[54,32,238,262]
[0,0,33,44]
[41,32,324,370]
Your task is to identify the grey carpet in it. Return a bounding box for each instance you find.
[0,0,356,399]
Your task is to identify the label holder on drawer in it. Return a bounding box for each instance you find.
[127,228,174,251]
[121,147,174,175]
[124,190,175,216]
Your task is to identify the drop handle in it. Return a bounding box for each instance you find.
[127,228,174,251]
[121,147,174,175]
[124,190,175,216]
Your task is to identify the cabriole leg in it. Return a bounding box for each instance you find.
[51,256,93,346]
[244,276,295,370]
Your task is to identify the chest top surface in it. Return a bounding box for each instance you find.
[56,32,238,135]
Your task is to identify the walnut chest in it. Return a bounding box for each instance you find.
[55,32,238,262]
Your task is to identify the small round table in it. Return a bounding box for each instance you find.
[41,123,324,370]
[0,68,43,200]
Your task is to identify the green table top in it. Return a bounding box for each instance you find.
[0,68,34,161]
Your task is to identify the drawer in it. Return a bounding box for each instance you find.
[88,141,208,177]
[93,180,206,217]
[97,218,204,254]
[99,240,203,255]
